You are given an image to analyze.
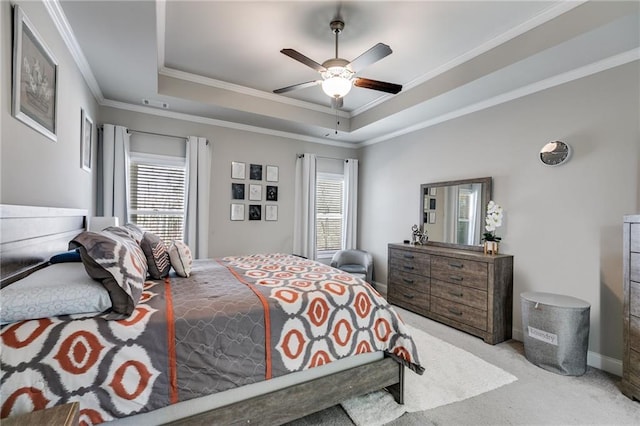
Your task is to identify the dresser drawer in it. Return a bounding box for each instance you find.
[388,282,430,314]
[630,315,640,353]
[389,249,430,276]
[631,223,640,252]
[431,296,487,331]
[431,256,488,290]
[389,269,430,293]
[431,279,487,311]
[631,253,640,283]
[631,281,640,317]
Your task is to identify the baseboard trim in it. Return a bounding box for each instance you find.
[512,328,622,377]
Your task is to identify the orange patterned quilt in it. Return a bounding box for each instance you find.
[1,254,423,424]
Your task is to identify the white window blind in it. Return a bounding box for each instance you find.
[316,173,344,254]
[129,153,186,243]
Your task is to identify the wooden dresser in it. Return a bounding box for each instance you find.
[622,214,640,401]
[387,243,513,344]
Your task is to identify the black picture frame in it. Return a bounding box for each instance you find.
[232,183,245,200]
[250,164,263,180]
[266,185,278,201]
[249,204,262,220]
[429,198,436,210]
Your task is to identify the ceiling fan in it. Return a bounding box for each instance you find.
[273,19,402,108]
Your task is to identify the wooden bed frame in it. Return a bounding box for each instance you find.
[0,204,404,424]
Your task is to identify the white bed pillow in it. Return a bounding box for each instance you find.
[0,263,112,324]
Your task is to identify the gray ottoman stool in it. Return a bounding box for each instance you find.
[521,292,590,376]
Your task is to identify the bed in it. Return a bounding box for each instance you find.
[0,205,423,425]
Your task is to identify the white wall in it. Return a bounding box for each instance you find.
[99,106,357,257]
[358,62,640,366]
[0,1,98,211]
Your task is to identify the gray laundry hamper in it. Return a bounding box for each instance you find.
[521,292,590,376]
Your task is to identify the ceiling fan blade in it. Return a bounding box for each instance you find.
[348,43,392,73]
[273,80,322,94]
[331,97,344,109]
[280,49,326,72]
[354,77,402,94]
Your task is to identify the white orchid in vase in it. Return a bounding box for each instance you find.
[483,200,503,242]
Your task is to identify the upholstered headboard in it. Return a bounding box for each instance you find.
[0,205,87,287]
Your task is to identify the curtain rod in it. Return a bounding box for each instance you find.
[99,126,209,145]
[127,129,188,141]
[297,154,352,162]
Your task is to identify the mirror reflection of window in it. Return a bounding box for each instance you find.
[454,184,482,245]
[420,178,491,248]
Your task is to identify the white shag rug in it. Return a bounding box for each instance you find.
[341,325,518,425]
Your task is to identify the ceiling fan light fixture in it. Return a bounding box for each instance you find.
[322,76,352,98]
[321,66,354,98]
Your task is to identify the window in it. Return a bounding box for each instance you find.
[316,172,344,256]
[129,153,186,242]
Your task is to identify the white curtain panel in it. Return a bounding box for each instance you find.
[342,159,359,250]
[293,153,317,259]
[101,124,130,224]
[184,136,211,259]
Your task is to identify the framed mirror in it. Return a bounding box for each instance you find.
[420,177,492,250]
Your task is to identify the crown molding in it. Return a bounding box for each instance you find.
[358,49,640,147]
[99,99,357,149]
[44,0,104,102]
[159,67,351,119]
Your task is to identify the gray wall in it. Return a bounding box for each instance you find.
[99,107,357,257]
[0,1,98,211]
[358,62,640,368]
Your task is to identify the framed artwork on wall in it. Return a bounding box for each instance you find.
[250,164,263,180]
[266,185,278,201]
[429,211,436,224]
[12,5,58,142]
[231,161,246,179]
[265,205,278,221]
[80,109,93,172]
[429,198,436,210]
[429,187,437,196]
[249,204,261,220]
[266,165,279,182]
[232,183,245,200]
[231,203,244,221]
[249,184,262,201]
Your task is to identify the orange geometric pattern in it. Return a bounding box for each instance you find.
[221,253,421,374]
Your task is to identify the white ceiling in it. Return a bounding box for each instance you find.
[55,0,639,146]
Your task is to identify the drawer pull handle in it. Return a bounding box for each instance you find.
[450,276,463,282]
[448,291,463,297]
[403,294,414,299]
[449,262,464,268]
[448,308,463,316]
[403,265,415,270]
[403,278,415,284]
[403,254,415,259]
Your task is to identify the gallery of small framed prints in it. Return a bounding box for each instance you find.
[229,161,279,221]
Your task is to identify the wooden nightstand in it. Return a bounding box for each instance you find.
[2,402,79,426]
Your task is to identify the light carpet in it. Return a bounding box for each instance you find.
[341,325,518,426]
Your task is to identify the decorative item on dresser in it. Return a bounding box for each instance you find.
[387,243,513,344]
[622,214,640,401]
